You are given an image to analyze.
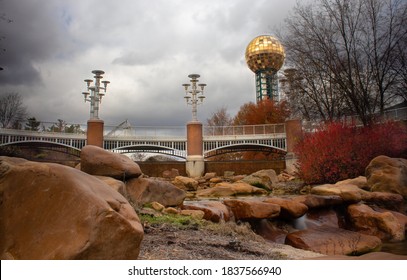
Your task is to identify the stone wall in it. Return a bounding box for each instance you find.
[137,160,286,177]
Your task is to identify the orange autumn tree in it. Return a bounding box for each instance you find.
[234,99,290,125]
[233,99,290,160]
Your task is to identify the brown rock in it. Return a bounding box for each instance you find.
[263,197,308,219]
[311,183,371,203]
[163,207,179,215]
[162,168,180,179]
[311,183,404,210]
[203,172,217,180]
[172,176,199,191]
[196,181,267,197]
[126,177,186,207]
[0,157,143,260]
[277,172,296,182]
[80,145,142,180]
[294,209,340,230]
[241,169,278,190]
[347,204,405,242]
[372,206,407,228]
[292,194,343,209]
[232,175,246,182]
[180,210,205,220]
[335,176,369,190]
[209,177,223,184]
[223,199,280,220]
[365,192,404,212]
[252,219,289,243]
[366,156,407,199]
[95,176,127,196]
[150,201,165,212]
[181,201,231,222]
[285,226,382,255]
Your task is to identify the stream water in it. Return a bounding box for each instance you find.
[186,197,407,256]
[292,212,407,255]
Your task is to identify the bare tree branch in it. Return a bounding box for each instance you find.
[0,93,27,128]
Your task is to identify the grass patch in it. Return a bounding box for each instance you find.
[205,220,265,242]
[139,212,205,230]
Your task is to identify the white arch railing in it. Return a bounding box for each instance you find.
[0,124,288,157]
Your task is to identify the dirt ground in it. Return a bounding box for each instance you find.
[138,219,324,260]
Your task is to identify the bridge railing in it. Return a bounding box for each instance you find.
[0,127,86,138]
[204,123,285,137]
[1,121,87,135]
[1,123,287,139]
[103,125,186,139]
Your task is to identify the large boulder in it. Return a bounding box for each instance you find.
[295,209,340,230]
[223,199,280,220]
[252,219,290,243]
[0,157,144,260]
[196,181,267,197]
[311,183,370,203]
[240,169,278,190]
[126,177,186,207]
[285,226,382,255]
[335,176,369,190]
[372,207,407,229]
[80,145,142,180]
[364,192,404,212]
[347,204,405,242]
[95,176,127,196]
[292,194,343,209]
[263,197,308,219]
[366,156,407,199]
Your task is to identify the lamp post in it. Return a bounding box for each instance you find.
[82,70,110,119]
[182,74,206,177]
[182,74,206,121]
[81,70,110,147]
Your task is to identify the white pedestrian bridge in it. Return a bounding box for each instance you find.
[0,123,287,159]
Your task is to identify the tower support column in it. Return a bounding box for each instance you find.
[186,121,204,177]
[87,119,104,148]
[285,119,302,174]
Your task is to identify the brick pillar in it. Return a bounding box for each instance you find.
[285,119,302,153]
[87,119,104,148]
[284,119,302,174]
[186,121,204,177]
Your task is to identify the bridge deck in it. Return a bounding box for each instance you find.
[0,124,287,158]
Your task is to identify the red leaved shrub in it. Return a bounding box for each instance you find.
[294,121,407,184]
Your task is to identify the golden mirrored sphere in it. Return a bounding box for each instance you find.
[245,35,285,74]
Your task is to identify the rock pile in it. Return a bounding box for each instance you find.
[1,147,406,259]
[157,155,407,256]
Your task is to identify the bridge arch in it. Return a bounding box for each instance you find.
[0,140,82,158]
[110,144,186,159]
[204,143,287,159]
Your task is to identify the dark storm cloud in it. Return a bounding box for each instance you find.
[0,55,41,85]
[0,0,74,87]
[0,0,297,126]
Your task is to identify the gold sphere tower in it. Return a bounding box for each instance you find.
[245,35,285,103]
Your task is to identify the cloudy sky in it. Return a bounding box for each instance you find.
[0,0,297,127]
